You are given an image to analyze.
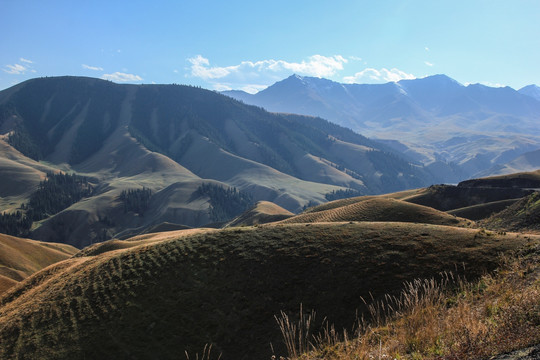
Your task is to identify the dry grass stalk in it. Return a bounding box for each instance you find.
[184,344,221,360]
[279,244,540,359]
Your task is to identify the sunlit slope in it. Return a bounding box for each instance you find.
[225,201,294,227]
[0,233,78,294]
[279,197,471,227]
[0,223,531,359]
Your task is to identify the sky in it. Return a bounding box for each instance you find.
[1,0,539,93]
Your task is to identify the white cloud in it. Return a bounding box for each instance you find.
[479,81,506,88]
[188,54,348,81]
[343,68,416,84]
[4,58,36,75]
[348,56,363,61]
[212,83,232,92]
[236,84,268,94]
[3,63,27,74]
[425,47,430,52]
[101,72,143,82]
[82,64,104,71]
[424,61,434,67]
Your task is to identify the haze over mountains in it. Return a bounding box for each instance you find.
[0,76,435,247]
[224,74,540,181]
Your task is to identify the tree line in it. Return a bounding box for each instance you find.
[196,183,253,222]
[119,187,152,216]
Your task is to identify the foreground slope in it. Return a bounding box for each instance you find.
[0,223,533,359]
[0,234,77,294]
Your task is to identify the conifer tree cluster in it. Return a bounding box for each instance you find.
[0,211,32,237]
[325,188,361,201]
[119,187,152,216]
[7,125,42,160]
[196,183,253,222]
[0,172,94,237]
[28,173,94,221]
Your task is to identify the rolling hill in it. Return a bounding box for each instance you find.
[0,76,436,247]
[0,233,77,294]
[0,222,533,359]
[224,74,540,181]
[225,200,294,227]
[481,192,540,233]
[278,197,471,227]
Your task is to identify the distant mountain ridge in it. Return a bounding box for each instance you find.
[519,84,540,102]
[0,76,434,246]
[224,75,540,180]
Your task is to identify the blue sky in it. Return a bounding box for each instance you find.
[1,0,539,92]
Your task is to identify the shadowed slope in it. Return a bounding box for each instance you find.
[0,223,531,359]
[458,169,540,188]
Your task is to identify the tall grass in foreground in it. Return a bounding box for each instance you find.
[184,344,222,360]
[275,244,540,359]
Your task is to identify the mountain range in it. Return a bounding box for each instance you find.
[0,76,434,247]
[224,75,540,181]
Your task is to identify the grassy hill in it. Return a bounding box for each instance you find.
[0,223,533,359]
[458,169,540,188]
[225,200,294,227]
[279,197,472,227]
[481,192,540,233]
[0,233,78,294]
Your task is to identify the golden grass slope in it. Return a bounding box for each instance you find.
[301,189,423,214]
[0,233,78,294]
[225,200,294,227]
[0,222,532,359]
[280,197,471,227]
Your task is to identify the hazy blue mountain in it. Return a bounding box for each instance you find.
[224,75,540,179]
[518,84,540,102]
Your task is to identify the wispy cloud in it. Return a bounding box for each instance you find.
[101,72,143,82]
[424,61,434,67]
[82,64,104,71]
[343,68,415,84]
[425,46,430,52]
[3,58,36,74]
[3,64,28,74]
